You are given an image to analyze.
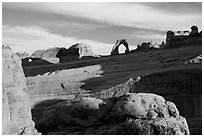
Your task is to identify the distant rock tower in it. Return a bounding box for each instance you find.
[166,30,175,45]
[189,26,199,36]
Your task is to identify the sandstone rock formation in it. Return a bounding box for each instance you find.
[30,49,46,58]
[25,43,96,64]
[166,30,175,45]
[2,45,39,135]
[111,39,129,55]
[135,41,160,52]
[69,43,94,58]
[56,43,96,62]
[57,43,94,58]
[189,26,199,36]
[30,47,60,63]
[41,47,60,63]
[16,52,29,59]
[91,68,201,134]
[33,93,189,135]
[165,26,202,48]
[185,54,202,64]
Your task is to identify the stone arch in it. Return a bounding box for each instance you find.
[111,39,129,55]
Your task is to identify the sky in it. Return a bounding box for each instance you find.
[2,2,202,55]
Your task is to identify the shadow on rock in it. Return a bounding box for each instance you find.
[23,56,100,77]
[31,93,190,135]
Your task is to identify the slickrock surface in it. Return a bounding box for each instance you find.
[34,93,189,135]
[2,45,39,135]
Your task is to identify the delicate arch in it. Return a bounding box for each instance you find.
[111,39,129,55]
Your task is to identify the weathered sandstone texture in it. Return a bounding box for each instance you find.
[16,52,29,59]
[34,93,189,135]
[2,45,39,135]
[30,47,60,63]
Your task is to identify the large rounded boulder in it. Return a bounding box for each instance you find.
[34,93,189,135]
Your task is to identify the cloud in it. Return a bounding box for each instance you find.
[3,2,202,31]
[2,25,113,55]
[130,30,166,43]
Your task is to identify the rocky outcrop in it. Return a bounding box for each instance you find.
[25,43,97,64]
[165,26,202,48]
[30,47,60,63]
[33,93,189,135]
[56,43,96,62]
[111,39,129,55]
[94,77,140,99]
[93,69,201,134]
[2,45,39,135]
[41,47,60,63]
[135,41,160,52]
[30,49,46,58]
[185,54,202,64]
[57,43,94,58]
[189,26,199,36]
[68,43,94,58]
[16,52,29,59]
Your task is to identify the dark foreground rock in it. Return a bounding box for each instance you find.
[94,69,201,134]
[2,45,39,135]
[33,93,189,135]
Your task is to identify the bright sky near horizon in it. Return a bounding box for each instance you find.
[2,2,202,55]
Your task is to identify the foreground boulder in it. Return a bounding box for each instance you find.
[34,93,189,135]
[2,45,39,135]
